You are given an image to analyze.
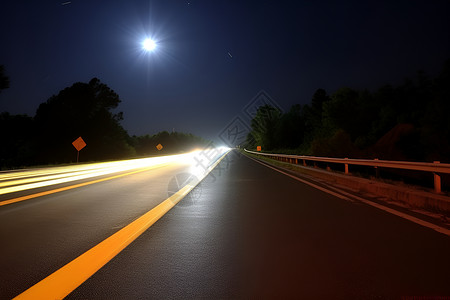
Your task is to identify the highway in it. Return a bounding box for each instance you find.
[1,150,450,299]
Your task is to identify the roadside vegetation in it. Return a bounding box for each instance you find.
[245,59,450,164]
[0,69,208,169]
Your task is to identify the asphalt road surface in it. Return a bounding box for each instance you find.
[1,150,449,299]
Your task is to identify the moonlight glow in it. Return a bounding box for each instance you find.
[142,38,156,51]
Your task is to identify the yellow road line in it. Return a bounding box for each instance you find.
[14,184,193,300]
[0,164,169,207]
[13,151,230,300]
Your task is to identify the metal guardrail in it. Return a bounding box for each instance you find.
[244,149,450,194]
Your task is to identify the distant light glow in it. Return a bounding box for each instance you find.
[188,147,231,179]
[142,38,156,51]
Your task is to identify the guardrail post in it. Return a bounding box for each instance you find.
[344,158,349,174]
[303,159,306,166]
[434,161,441,194]
[374,158,379,178]
[326,165,331,171]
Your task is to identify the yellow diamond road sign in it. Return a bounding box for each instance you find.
[156,143,163,151]
[72,137,86,151]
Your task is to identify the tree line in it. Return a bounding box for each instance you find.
[0,71,208,169]
[246,59,450,163]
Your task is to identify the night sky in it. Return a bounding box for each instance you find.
[1,0,449,142]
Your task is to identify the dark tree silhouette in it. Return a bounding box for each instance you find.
[0,112,35,168]
[247,105,281,150]
[302,88,331,143]
[274,104,304,149]
[34,78,134,163]
[245,59,450,162]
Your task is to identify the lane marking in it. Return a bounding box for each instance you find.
[14,151,230,299]
[246,155,355,202]
[14,184,192,300]
[0,164,170,207]
[340,190,450,236]
[246,155,450,237]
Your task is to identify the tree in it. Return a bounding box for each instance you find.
[0,112,35,168]
[302,88,331,142]
[34,78,134,163]
[249,105,281,150]
[274,104,304,149]
[371,84,398,139]
[322,87,359,137]
[322,87,378,143]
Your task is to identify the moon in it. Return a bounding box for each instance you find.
[142,38,156,51]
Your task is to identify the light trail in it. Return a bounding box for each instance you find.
[13,148,231,300]
[0,148,230,197]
